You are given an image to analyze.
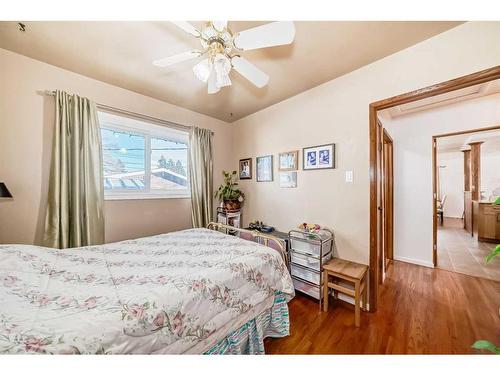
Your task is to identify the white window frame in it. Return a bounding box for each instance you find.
[99,111,190,200]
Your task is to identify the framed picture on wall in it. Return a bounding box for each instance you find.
[278,150,299,171]
[303,143,335,170]
[256,155,273,182]
[239,158,252,179]
[279,172,297,188]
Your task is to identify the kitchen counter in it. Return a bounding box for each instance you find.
[472,201,500,242]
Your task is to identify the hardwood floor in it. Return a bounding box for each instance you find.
[265,260,500,354]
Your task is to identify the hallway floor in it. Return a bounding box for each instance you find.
[437,217,500,281]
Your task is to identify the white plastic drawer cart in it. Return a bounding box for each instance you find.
[288,228,334,309]
[216,207,241,234]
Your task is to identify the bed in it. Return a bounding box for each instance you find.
[0,224,294,354]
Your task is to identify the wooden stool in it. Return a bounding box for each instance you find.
[322,258,368,327]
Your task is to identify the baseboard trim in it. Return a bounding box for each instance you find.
[393,256,434,268]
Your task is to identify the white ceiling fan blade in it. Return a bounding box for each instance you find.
[171,21,201,37]
[233,21,295,51]
[153,51,202,68]
[231,56,269,88]
[212,21,228,32]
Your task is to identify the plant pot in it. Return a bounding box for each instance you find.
[223,199,241,211]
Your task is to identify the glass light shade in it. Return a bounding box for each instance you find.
[207,69,220,94]
[194,54,233,94]
[192,59,211,83]
[213,54,232,88]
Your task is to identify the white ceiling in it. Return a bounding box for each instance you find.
[437,129,500,153]
[384,79,500,119]
[0,21,461,122]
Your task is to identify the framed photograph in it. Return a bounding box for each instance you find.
[239,158,252,179]
[279,172,297,188]
[303,143,335,170]
[278,150,299,171]
[256,155,273,182]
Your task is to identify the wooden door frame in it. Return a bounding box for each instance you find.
[432,124,500,266]
[368,65,500,312]
[382,129,394,273]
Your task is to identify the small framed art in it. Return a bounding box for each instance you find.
[239,158,252,179]
[303,143,335,170]
[279,172,297,188]
[256,155,273,182]
[278,150,299,171]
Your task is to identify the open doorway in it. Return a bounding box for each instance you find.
[434,127,500,281]
[368,66,500,311]
[378,80,500,276]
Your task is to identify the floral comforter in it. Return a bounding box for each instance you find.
[0,228,294,354]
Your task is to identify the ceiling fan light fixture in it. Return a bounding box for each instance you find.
[213,53,232,88]
[216,71,231,89]
[207,70,220,94]
[193,59,211,83]
[155,21,296,94]
[195,54,232,94]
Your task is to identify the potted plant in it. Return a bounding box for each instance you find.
[472,243,500,354]
[214,171,245,211]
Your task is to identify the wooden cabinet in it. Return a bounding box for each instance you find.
[473,202,500,242]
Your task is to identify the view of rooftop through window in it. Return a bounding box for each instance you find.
[99,112,189,196]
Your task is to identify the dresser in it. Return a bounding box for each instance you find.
[288,229,334,309]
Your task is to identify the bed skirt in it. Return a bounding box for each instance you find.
[204,292,290,355]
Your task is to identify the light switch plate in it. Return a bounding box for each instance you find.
[345,170,353,183]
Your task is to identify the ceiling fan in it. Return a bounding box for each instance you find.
[153,21,296,94]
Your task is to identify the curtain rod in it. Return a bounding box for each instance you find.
[38,90,213,135]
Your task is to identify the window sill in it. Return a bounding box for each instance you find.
[104,193,190,201]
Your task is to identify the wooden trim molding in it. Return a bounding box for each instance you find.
[433,124,500,138]
[432,137,437,266]
[371,65,500,110]
[468,141,483,201]
[462,149,471,192]
[368,65,500,312]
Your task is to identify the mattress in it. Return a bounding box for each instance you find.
[0,228,294,354]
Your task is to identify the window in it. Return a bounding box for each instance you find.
[98,111,190,199]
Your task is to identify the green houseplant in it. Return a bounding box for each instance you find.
[214,171,245,211]
[472,243,500,354]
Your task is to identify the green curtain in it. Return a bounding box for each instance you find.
[189,127,214,228]
[43,90,105,248]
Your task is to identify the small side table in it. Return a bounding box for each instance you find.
[322,258,368,327]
